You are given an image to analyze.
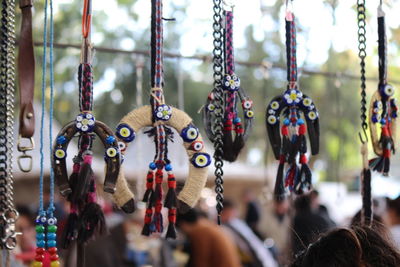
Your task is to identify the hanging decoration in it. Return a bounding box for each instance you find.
[52,0,134,259]
[0,0,19,255]
[368,2,397,176]
[265,1,319,200]
[203,3,254,163]
[115,0,210,238]
[17,0,35,172]
[31,1,60,266]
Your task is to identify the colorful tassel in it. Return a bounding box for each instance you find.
[166,208,177,239]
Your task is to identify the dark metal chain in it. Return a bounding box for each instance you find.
[212,0,225,224]
[0,0,18,251]
[358,0,368,133]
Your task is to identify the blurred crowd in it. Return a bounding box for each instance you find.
[7,188,400,267]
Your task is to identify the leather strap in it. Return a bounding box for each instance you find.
[18,0,35,139]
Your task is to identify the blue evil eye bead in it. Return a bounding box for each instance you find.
[105,135,116,145]
[116,123,135,143]
[284,89,303,105]
[190,141,204,151]
[233,117,241,124]
[37,240,46,248]
[297,118,305,125]
[191,153,211,168]
[270,101,280,110]
[118,141,126,152]
[283,118,290,125]
[207,103,216,112]
[36,233,45,240]
[181,125,199,142]
[47,217,57,225]
[373,100,383,109]
[165,164,173,172]
[105,147,118,158]
[36,215,47,225]
[267,115,277,125]
[242,100,253,109]
[149,162,157,170]
[54,148,66,159]
[223,74,240,91]
[75,113,95,132]
[155,104,173,121]
[307,111,318,120]
[47,240,57,248]
[302,98,312,107]
[380,84,395,97]
[47,233,57,240]
[57,135,67,145]
[245,110,254,118]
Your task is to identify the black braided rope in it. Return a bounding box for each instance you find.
[358,0,368,132]
[378,14,387,86]
[212,0,224,224]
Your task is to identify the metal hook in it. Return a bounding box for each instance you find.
[358,126,368,144]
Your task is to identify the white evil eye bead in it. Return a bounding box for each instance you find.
[36,215,46,225]
[165,115,170,120]
[308,111,318,120]
[116,124,135,142]
[86,114,93,119]
[76,115,83,122]
[382,84,395,97]
[88,119,95,126]
[81,125,89,132]
[245,110,254,118]
[207,103,216,112]
[157,106,164,112]
[118,141,126,151]
[47,217,57,225]
[106,147,118,158]
[268,109,275,115]
[163,105,169,111]
[271,101,280,110]
[181,125,199,142]
[267,115,277,125]
[226,75,231,81]
[54,148,66,159]
[190,141,204,151]
[374,108,379,113]
[76,122,82,129]
[191,153,211,168]
[303,98,312,107]
[154,104,172,121]
[242,100,253,109]
[156,112,163,118]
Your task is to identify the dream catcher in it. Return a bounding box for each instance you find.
[265,2,319,200]
[52,0,134,261]
[368,2,397,176]
[31,1,60,266]
[115,0,210,238]
[203,0,254,223]
[0,0,19,256]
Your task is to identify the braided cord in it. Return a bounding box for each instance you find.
[212,0,225,224]
[224,10,234,75]
[286,12,297,83]
[377,6,387,86]
[358,0,368,132]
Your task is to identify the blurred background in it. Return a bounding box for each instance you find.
[9,0,400,266]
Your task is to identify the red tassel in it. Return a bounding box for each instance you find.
[142,208,153,236]
[224,119,233,131]
[300,154,307,164]
[383,148,391,158]
[142,171,154,204]
[298,124,306,135]
[281,125,289,136]
[164,174,177,209]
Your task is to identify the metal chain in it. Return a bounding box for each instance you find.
[212,0,225,224]
[358,0,368,134]
[0,0,18,251]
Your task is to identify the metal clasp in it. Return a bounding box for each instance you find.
[17,135,34,172]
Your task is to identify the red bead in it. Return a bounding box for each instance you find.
[50,254,59,261]
[48,247,58,254]
[36,248,45,255]
[35,254,44,262]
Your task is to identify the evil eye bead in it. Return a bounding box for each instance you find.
[267,115,277,125]
[75,113,95,132]
[374,100,383,109]
[181,125,199,142]
[191,141,204,151]
[308,111,318,120]
[116,123,135,142]
[154,104,173,121]
[36,216,47,225]
[270,101,280,110]
[191,153,211,168]
[105,135,116,145]
[56,136,67,145]
[47,217,57,226]
[118,141,126,151]
[242,100,253,109]
[284,89,302,105]
[302,98,312,107]
[207,103,216,112]
[381,84,395,97]
[106,147,118,158]
[245,110,254,118]
[54,149,66,159]
[223,74,240,91]
[268,109,275,115]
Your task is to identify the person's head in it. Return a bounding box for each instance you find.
[220,200,238,224]
[294,194,311,213]
[176,208,200,234]
[291,225,400,267]
[16,205,35,251]
[274,198,289,216]
[386,196,400,226]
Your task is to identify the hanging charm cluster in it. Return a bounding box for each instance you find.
[266,6,320,200]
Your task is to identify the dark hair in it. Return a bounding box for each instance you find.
[176,208,199,226]
[291,226,400,267]
[387,196,400,217]
[223,199,236,209]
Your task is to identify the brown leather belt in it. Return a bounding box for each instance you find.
[17,0,35,172]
